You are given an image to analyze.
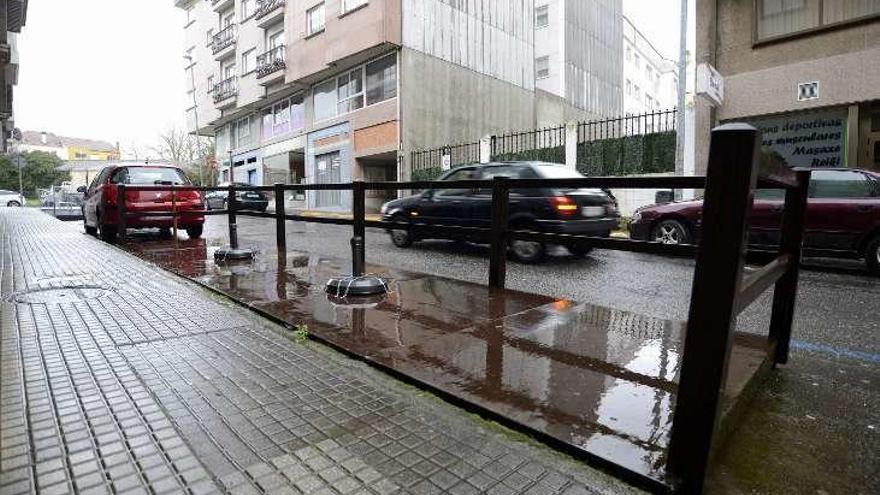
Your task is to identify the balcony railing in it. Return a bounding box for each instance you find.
[213,77,238,103]
[255,0,285,20]
[211,24,236,54]
[256,45,286,78]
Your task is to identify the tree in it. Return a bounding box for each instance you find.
[151,127,215,185]
[0,151,70,198]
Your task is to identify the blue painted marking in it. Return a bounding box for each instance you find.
[791,340,880,364]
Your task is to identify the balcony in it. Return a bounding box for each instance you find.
[213,77,238,108]
[211,24,236,59]
[212,0,234,13]
[256,45,286,84]
[255,0,285,28]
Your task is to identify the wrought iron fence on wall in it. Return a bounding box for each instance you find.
[409,109,678,180]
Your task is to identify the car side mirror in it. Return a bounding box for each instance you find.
[77,186,87,193]
[421,189,435,199]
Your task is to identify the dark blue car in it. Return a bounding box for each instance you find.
[380,162,620,262]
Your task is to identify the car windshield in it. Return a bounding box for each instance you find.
[115,167,189,185]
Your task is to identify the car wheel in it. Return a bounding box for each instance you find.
[651,218,691,245]
[7,201,21,207]
[84,219,98,236]
[865,235,880,275]
[508,223,545,263]
[99,222,117,243]
[389,214,414,248]
[186,225,204,239]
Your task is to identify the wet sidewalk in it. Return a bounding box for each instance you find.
[0,209,640,494]
[119,221,768,492]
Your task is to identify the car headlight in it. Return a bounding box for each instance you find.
[631,211,642,222]
[380,203,388,214]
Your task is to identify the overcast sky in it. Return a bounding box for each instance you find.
[14,0,692,155]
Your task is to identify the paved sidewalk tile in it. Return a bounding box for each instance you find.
[1,209,641,494]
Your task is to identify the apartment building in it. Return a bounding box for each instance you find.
[177,0,609,211]
[1,0,28,153]
[622,15,678,116]
[696,0,880,173]
[17,131,120,160]
[534,0,623,119]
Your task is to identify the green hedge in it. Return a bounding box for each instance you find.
[577,131,676,176]
[492,145,565,165]
[411,167,444,182]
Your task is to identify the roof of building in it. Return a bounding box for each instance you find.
[20,130,117,152]
[59,160,154,172]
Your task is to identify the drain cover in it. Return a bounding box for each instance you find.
[7,286,112,304]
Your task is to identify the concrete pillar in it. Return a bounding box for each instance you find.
[480,135,492,163]
[847,104,859,167]
[565,121,578,169]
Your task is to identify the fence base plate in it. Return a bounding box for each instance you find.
[214,247,255,262]
[326,275,388,298]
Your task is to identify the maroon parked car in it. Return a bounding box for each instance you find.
[629,168,880,274]
[81,164,205,242]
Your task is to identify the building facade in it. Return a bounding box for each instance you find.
[1,0,28,153]
[18,131,120,161]
[177,0,609,211]
[534,0,623,118]
[622,15,678,116]
[696,0,880,173]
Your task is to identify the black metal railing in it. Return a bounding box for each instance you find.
[211,24,236,54]
[212,77,237,103]
[256,45,285,78]
[255,0,285,20]
[409,108,679,180]
[114,124,810,494]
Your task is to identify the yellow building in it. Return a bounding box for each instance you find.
[19,131,120,161]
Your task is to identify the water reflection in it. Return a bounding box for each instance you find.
[123,238,689,482]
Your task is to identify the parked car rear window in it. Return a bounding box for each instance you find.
[810,170,875,199]
[111,167,189,185]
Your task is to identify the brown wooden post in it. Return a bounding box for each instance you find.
[667,123,762,493]
[768,169,811,364]
[274,183,287,255]
[488,176,509,289]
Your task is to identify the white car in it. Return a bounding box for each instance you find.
[0,190,25,207]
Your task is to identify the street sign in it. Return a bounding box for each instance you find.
[441,154,451,171]
[696,63,724,107]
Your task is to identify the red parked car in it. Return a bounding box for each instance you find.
[629,168,880,274]
[81,164,205,242]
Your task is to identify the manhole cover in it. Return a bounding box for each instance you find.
[7,286,112,304]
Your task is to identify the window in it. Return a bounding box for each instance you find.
[206,28,214,45]
[633,53,640,68]
[247,169,257,185]
[207,75,214,94]
[235,117,251,148]
[634,85,640,99]
[365,54,397,105]
[342,0,368,13]
[626,79,632,95]
[757,0,879,40]
[313,78,337,121]
[337,69,364,114]
[646,95,653,109]
[185,6,193,24]
[436,168,479,197]
[224,64,236,80]
[267,30,285,50]
[262,95,305,140]
[626,46,632,62]
[536,56,550,79]
[241,49,256,75]
[810,170,877,198]
[241,0,251,20]
[307,3,325,35]
[646,66,653,80]
[536,4,549,27]
[223,12,234,28]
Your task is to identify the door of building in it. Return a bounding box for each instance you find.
[315,152,341,208]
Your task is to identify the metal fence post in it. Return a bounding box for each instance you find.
[117,184,127,242]
[667,123,761,493]
[227,183,238,249]
[274,183,287,254]
[488,176,509,289]
[351,180,366,276]
[768,169,811,365]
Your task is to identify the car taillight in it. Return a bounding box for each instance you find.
[550,196,578,216]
